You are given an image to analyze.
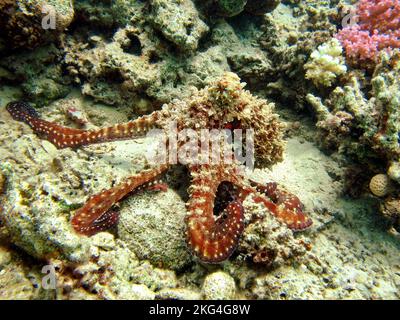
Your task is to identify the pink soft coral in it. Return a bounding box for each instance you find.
[336,0,400,68]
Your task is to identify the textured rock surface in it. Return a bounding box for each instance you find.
[202,271,236,300]
[118,190,192,271]
[0,45,71,106]
[0,0,74,50]
[245,0,280,15]
[149,0,209,51]
[215,0,248,17]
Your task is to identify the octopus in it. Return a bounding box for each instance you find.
[6,73,312,263]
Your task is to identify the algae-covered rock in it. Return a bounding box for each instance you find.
[0,98,150,262]
[74,0,140,29]
[128,261,179,292]
[65,26,160,109]
[149,0,209,52]
[118,190,192,271]
[215,0,248,17]
[245,0,280,15]
[0,44,71,106]
[237,197,310,267]
[156,288,202,300]
[228,48,273,86]
[0,245,46,300]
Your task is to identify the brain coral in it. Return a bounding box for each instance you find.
[369,174,392,197]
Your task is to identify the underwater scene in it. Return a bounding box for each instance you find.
[0,0,399,301]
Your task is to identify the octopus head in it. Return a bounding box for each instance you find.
[208,72,286,168]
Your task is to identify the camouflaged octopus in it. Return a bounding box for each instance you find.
[6,73,312,263]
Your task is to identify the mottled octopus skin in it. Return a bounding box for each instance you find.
[71,165,169,236]
[7,98,312,263]
[249,180,312,230]
[6,101,159,149]
[186,164,246,263]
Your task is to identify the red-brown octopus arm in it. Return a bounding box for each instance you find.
[249,180,312,230]
[6,101,160,149]
[186,164,245,263]
[72,164,169,236]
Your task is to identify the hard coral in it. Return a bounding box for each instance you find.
[336,0,400,68]
[307,51,400,171]
[369,174,392,197]
[305,38,347,87]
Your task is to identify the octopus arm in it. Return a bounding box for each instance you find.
[6,101,160,149]
[186,165,245,263]
[72,164,169,236]
[250,180,312,230]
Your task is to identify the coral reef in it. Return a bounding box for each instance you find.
[37,234,182,299]
[258,0,339,108]
[63,11,219,108]
[336,0,400,68]
[304,38,347,87]
[306,51,400,176]
[1,0,400,301]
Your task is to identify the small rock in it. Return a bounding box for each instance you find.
[202,271,236,300]
[156,288,202,300]
[91,232,116,250]
[122,284,155,300]
[118,190,192,271]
